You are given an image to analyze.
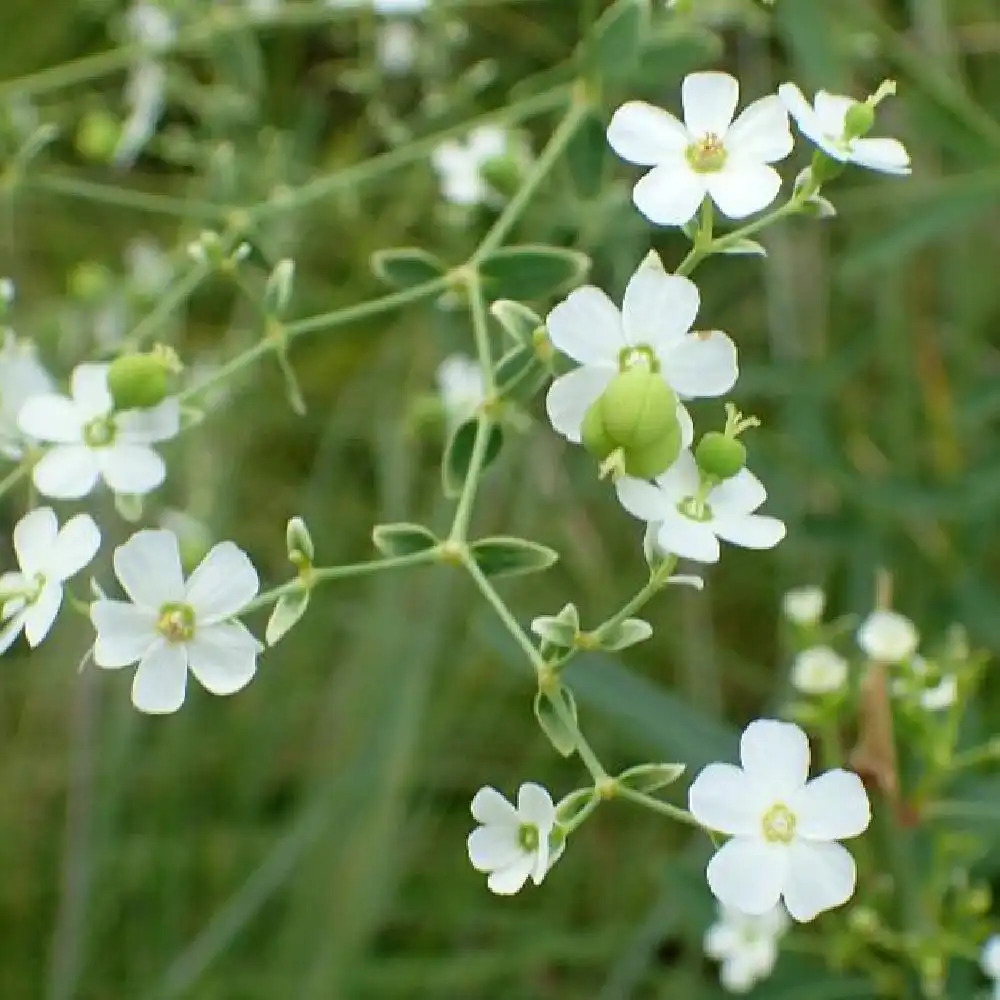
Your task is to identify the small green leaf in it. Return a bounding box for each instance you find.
[490,299,543,345]
[599,617,653,651]
[555,787,596,825]
[371,247,448,289]
[266,589,310,646]
[441,420,504,497]
[478,246,590,301]
[583,0,648,85]
[616,762,686,794]
[493,345,549,403]
[470,536,559,578]
[531,603,580,648]
[534,684,579,757]
[719,238,767,257]
[372,522,438,557]
[566,111,606,198]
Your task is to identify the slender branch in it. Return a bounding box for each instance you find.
[614,785,704,830]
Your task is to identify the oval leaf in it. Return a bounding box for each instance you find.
[266,589,309,646]
[566,111,607,199]
[470,536,559,578]
[534,684,579,757]
[599,617,653,651]
[555,787,596,825]
[582,0,648,85]
[531,602,580,648]
[493,345,549,404]
[478,246,590,301]
[442,420,504,498]
[372,522,438,557]
[371,247,447,289]
[490,299,543,345]
[616,762,686,794]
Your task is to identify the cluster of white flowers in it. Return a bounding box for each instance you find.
[704,903,789,993]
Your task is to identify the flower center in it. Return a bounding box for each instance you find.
[678,496,712,522]
[156,602,196,644]
[761,803,797,844]
[685,132,728,173]
[517,822,539,852]
[83,416,116,448]
[618,344,659,373]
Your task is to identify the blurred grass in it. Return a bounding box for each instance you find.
[2,0,1000,997]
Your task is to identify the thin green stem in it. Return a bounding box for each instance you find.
[176,341,271,406]
[596,556,679,639]
[448,415,493,543]
[553,695,608,783]
[0,462,29,501]
[615,785,704,830]
[465,272,495,391]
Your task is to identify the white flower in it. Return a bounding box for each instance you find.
[114,60,167,168]
[791,646,848,696]
[126,238,173,298]
[90,530,262,714]
[607,71,793,226]
[920,675,957,712]
[704,904,789,993]
[982,935,1000,998]
[857,610,918,663]
[0,333,54,458]
[688,719,871,922]
[778,84,910,175]
[545,256,736,446]
[17,363,179,499]
[377,21,419,74]
[431,126,508,206]
[436,354,485,427]
[617,450,784,565]
[127,1,175,51]
[0,508,100,654]
[467,783,563,895]
[781,585,825,626]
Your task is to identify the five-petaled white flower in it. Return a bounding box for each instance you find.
[689,719,871,922]
[617,450,784,564]
[607,71,793,226]
[467,783,563,895]
[857,609,918,664]
[778,84,910,176]
[436,354,485,428]
[0,333,54,459]
[982,935,1000,999]
[920,675,958,712]
[0,507,100,654]
[791,645,848,696]
[18,363,179,499]
[781,585,825,626]
[431,126,509,206]
[545,257,736,447]
[704,903,789,994]
[90,530,262,715]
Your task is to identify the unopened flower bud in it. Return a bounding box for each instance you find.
[286,515,314,565]
[107,346,179,410]
[69,261,112,303]
[481,154,522,198]
[843,101,875,140]
[695,431,746,480]
[76,109,120,163]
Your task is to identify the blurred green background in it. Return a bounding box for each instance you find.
[2,0,1000,996]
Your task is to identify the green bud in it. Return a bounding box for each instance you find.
[108,349,177,410]
[286,515,315,565]
[843,101,875,140]
[76,109,119,163]
[481,155,521,199]
[68,261,112,303]
[581,399,616,459]
[695,431,746,480]
[810,150,845,185]
[625,432,682,479]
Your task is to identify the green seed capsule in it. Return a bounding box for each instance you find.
[108,353,171,411]
[624,427,682,479]
[598,368,679,452]
[695,431,746,480]
[581,398,615,460]
[843,101,875,140]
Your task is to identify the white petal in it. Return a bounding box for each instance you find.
[545,366,614,444]
[70,364,112,420]
[17,395,83,443]
[683,71,739,137]
[782,840,856,922]
[712,514,786,551]
[32,446,100,500]
[23,581,62,646]
[706,836,787,915]
[982,936,1000,978]
[91,599,158,667]
[615,477,669,522]
[13,507,57,575]
[114,529,185,608]
[705,162,782,219]
[661,330,737,398]
[0,608,27,654]
[98,443,166,495]
[653,448,700,499]
[517,782,555,831]
[688,763,760,836]
[467,825,521,872]
[656,512,720,564]
[486,853,534,895]
[621,267,699,352]
[703,922,740,959]
[116,397,181,443]
[186,620,260,695]
[778,83,833,152]
[607,101,690,166]
[793,770,870,840]
[850,137,911,175]
[726,94,793,163]
[545,287,623,366]
[49,513,101,581]
[709,469,766,516]
[471,786,519,827]
[632,165,706,226]
[530,837,550,886]
[184,542,259,622]
[131,640,188,714]
[740,719,810,796]
[677,402,694,448]
[813,91,854,138]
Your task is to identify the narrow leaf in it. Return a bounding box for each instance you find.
[371,247,447,289]
[266,589,309,646]
[490,299,543,345]
[441,420,503,497]
[470,536,559,578]
[534,684,579,757]
[372,522,438,558]
[478,246,590,300]
[616,762,686,794]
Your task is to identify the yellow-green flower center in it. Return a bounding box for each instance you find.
[685,133,728,173]
[83,416,116,448]
[761,803,797,844]
[517,823,539,852]
[618,344,660,373]
[157,602,196,644]
[678,496,713,522]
